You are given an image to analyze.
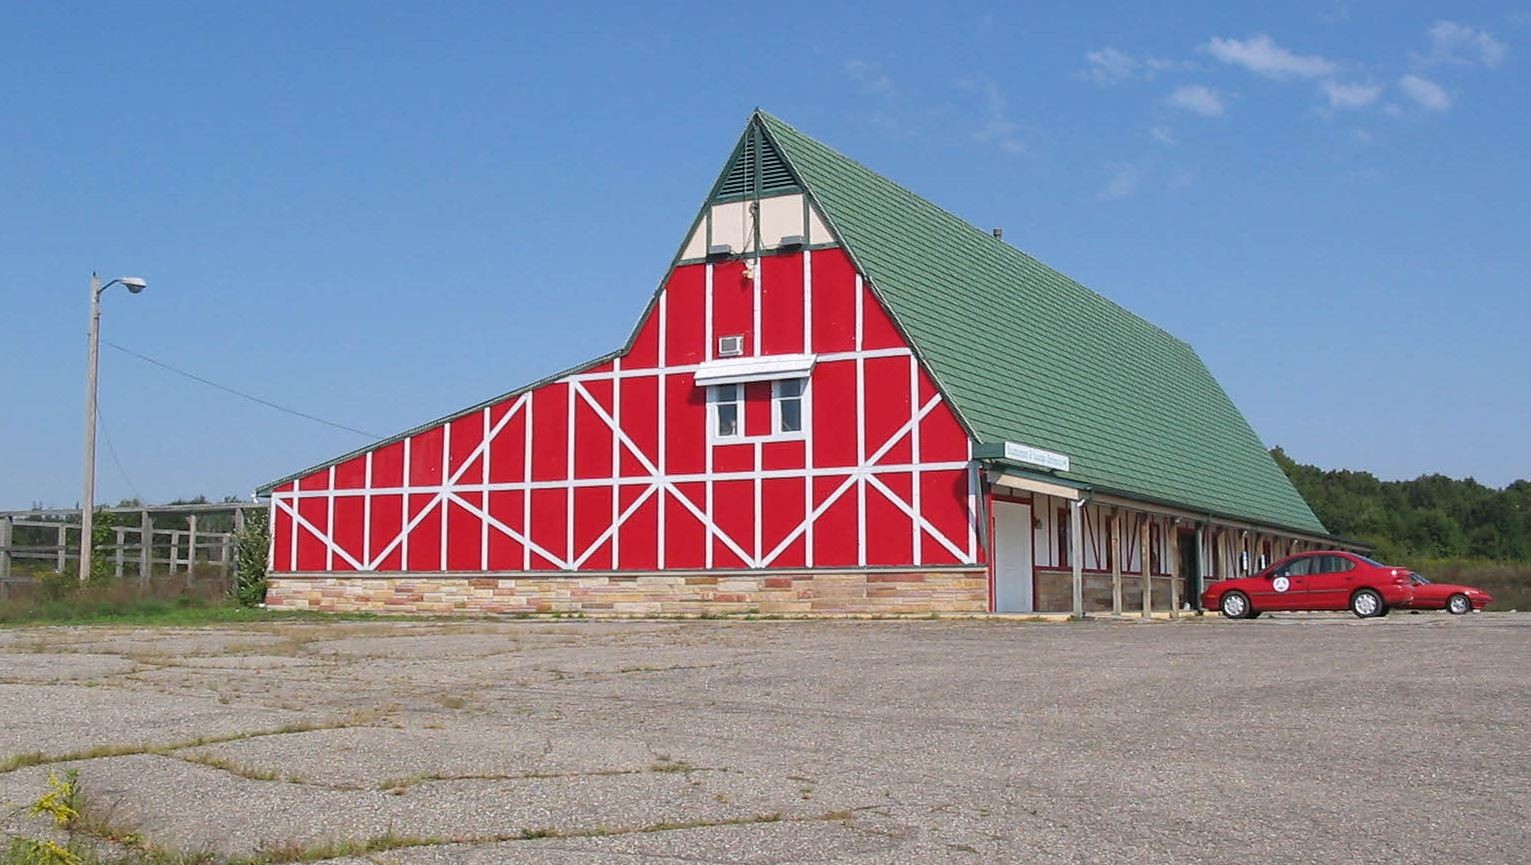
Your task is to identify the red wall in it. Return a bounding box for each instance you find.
[269,248,977,573]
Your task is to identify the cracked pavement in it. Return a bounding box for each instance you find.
[0,613,1527,863]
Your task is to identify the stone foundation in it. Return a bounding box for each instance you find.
[266,569,990,616]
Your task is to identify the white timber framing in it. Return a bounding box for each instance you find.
[269,249,983,576]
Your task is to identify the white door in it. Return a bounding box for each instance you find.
[993,501,1034,612]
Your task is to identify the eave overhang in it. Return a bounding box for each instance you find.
[981,459,1368,551]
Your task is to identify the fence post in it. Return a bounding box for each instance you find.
[114,527,125,579]
[56,524,68,572]
[0,515,11,581]
[186,515,198,588]
[230,507,245,585]
[140,510,153,580]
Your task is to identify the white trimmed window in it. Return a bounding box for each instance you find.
[774,378,804,433]
[710,384,742,439]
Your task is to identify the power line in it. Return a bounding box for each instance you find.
[95,400,144,503]
[99,338,380,439]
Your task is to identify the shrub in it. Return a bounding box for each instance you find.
[233,509,270,607]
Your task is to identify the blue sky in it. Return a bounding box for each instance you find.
[2,1,1527,510]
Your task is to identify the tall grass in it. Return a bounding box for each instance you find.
[0,573,239,626]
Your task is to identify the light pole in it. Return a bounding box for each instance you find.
[80,272,147,583]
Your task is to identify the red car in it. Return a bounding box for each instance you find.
[1398,571,1494,614]
[1201,551,1493,619]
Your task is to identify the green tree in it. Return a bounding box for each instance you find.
[1272,447,1528,563]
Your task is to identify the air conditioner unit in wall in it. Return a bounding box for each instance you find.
[717,335,744,357]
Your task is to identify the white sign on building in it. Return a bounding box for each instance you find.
[1004,442,1071,473]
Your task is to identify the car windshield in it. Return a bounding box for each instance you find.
[1410,572,1432,585]
[1353,555,1387,567]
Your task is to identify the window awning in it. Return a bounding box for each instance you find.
[692,353,815,387]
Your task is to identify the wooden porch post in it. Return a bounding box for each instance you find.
[1110,510,1123,615]
[1140,515,1152,619]
[1168,522,1181,618]
[1194,523,1207,611]
[1070,501,1084,618]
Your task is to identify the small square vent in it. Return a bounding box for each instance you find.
[717,335,744,357]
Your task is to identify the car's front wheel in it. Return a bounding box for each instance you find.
[1351,589,1384,619]
[1220,591,1252,619]
[1447,593,1472,615]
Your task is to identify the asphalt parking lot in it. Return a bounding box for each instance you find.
[1,613,1526,864]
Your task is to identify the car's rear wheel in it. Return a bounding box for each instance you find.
[1219,591,1251,619]
[1447,593,1472,615]
[1351,589,1384,619]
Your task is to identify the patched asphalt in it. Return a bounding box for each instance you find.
[0,613,1526,864]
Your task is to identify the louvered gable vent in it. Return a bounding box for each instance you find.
[713,127,799,201]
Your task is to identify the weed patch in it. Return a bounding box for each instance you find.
[1,761,849,864]
[0,714,385,775]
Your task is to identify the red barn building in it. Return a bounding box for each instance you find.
[258,111,1346,616]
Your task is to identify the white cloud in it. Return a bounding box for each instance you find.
[1399,74,1452,111]
[1418,21,1507,67]
[1081,47,1183,84]
[844,59,894,94]
[1083,47,1139,84]
[1205,34,1337,80]
[1166,84,1226,117]
[1320,2,1350,25]
[1099,163,1141,200]
[1349,128,1375,145]
[963,77,1027,155]
[1149,126,1177,145]
[1320,80,1382,110]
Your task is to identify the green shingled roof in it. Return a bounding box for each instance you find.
[757,111,1327,536]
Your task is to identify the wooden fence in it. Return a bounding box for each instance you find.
[0,502,266,598]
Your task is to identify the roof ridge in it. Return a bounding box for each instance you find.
[757,112,1196,353]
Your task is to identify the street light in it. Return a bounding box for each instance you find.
[80,273,147,583]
